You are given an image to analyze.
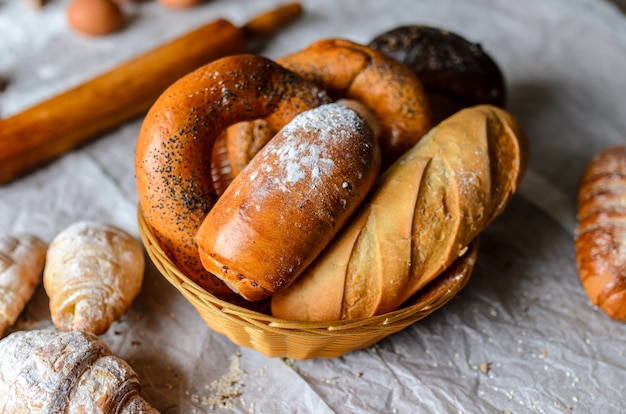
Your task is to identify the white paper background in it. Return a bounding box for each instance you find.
[1,0,625,412]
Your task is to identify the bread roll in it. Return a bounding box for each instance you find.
[44,221,145,334]
[272,105,528,320]
[196,103,381,301]
[576,145,626,321]
[368,25,506,123]
[223,99,381,188]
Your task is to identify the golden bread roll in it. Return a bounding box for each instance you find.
[576,145,626,321]
[197,103,381,301]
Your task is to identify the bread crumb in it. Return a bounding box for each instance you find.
[193,352,246,409]
[281,357,308,378]
[255,365,267,376]
[478,362,491,373]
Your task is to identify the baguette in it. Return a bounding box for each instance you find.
[271,105,528,321]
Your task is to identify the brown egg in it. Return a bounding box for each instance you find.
[66,0,125,37]
[157,0,203,9]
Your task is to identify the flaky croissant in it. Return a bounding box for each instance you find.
[43,221,145,335]
[0,329,158,413]
[272,105,528,321]
[0,234,47,337]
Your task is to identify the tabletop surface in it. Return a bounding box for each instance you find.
[1,0,626,412]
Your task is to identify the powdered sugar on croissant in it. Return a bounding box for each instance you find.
[0,234,47,337]
[44,221,145,335]
[0,329,158,413]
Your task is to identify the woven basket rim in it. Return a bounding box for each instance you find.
[137,207,475,332]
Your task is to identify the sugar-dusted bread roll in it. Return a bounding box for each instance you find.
[272,105,528,321]
[44,221,145,334]
[197,104,381,301]
[0,234,47,337]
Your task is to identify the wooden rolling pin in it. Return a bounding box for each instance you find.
[0,3,303,185]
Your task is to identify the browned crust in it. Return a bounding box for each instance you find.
[197,104,381,301]
[278,38,433,165]
[576,145,626,321]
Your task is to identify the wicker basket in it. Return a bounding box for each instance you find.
[138,209,477,360]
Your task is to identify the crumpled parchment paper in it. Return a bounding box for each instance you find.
[1,0,625,412]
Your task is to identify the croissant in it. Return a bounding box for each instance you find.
[43,221,145,335]
[0,234,47,337]
[272,105,528,320]
[0,329,158,413]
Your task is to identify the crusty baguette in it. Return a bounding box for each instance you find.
[271,105,528,321]
[576,145,626,321]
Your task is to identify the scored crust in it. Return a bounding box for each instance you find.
[576,145,626,321]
